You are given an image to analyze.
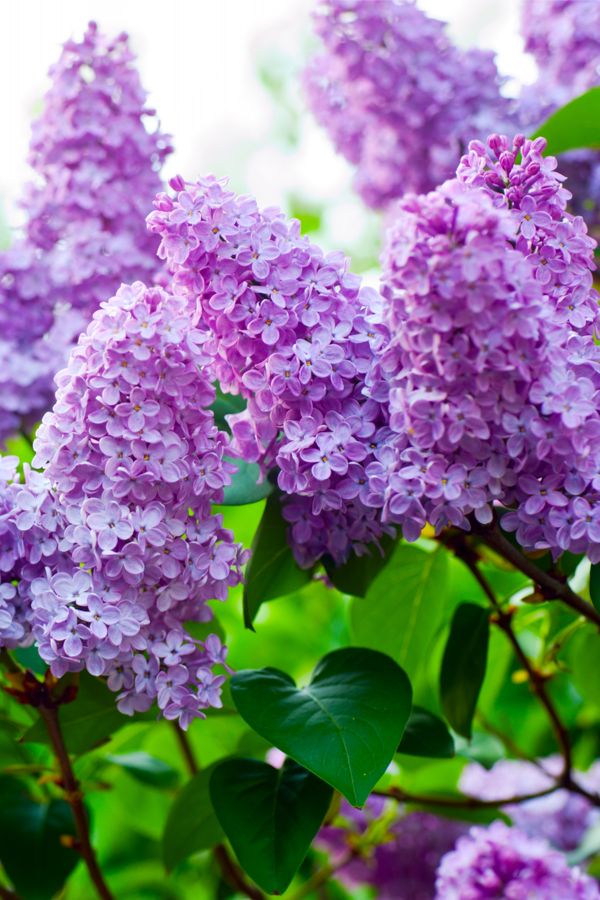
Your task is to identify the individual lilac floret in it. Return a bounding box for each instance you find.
[31,282,247,726]
[148,175,392,566]
[461,757,600,852]
[303,0,511,209]
[315,796,467,899]
[434,820,599,899]
[380,135,600,561]
[0,22,172,445]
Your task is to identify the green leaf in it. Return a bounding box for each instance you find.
[590,564,600,612]
[324,533,397,597]
[398,706,455,759]
[211,387,246,432]
[440,603,490,739]
[0,776,78,900]
[107,752,179,789]
[231,647,412,806]
[210,757,332,894]
[532,87,600,155]
[350,545,448,690]
[243,493,312,629]
[162,763,224,869]
[222,458,273,506]
[22,673,145,754]
[184,616,226,645]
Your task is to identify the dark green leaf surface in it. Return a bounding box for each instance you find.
[162,764,224,869]
[210,757,332,894]
[0,777,78,900]
[440,603,490,739]
[532,87,600,155]
[107,752,179,788]
[243,493,312,628]
[231,647,412,806]
[324,533,397,597]
[221,458,273,506]
[590,563,600,612]
[398,706,455,758]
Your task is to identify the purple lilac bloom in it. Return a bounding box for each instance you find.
[303,0,511,209]
[147,175,393,567]
[379,134,600,561]
[435,820,599,899]
[0,22,171,444]
[315,796,467,899]
[461,757,600,852]
[25,282,247,726]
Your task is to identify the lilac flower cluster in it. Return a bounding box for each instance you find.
[461,757,600,852]
[316,796,467,899]
[147,175,392,566]
[23,281,247,726]
[0,22,171,444]
[435,821,599,899]
[379,135,600,560]
[304,0,511,209]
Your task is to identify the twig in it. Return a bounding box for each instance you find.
[171,724,265,900]
[373,784,559,809]
[475,712,544,767]
[39,705,113,900]
[0,885,21,900]
[475,522,600,628]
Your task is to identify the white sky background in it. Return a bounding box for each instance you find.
[0,0,536,257]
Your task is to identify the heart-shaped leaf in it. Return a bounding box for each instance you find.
[231,647,412,806]
[210,758,332,894]
[397,706,455,758]
[532,86,600,155]
[162,763,224,870]
[440,603,489,739]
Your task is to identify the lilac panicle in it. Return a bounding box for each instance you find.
[148,175,393,567]
[435,820,599,899]
[304,0,511,209]
[380,134,600,561]
[20,282,247,726]
[0,21,171,444]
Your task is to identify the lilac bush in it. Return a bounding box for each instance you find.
[147,175,393,566]
[435,820,600,899]
[3,281,247,725]
[0,22,171,444]
[304,0,511,209]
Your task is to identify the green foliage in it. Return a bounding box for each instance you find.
[221,459,273,506]
[0,777,78,900]
[107,752,180,789]
[163,764,224,869]
[324,533,397,597]
[242,493,312,628]
[532,86,600,155]
[440,603,490,739]
[230,647,412,806]
[398,706,455,759]
[590,563,600,612]
[210,757,332,893]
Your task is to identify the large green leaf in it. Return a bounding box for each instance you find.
[398,706,455,759]
[221,458,273,506]
[324,533,397,597]
[532,87,600,155]
[162,763,224,869]
[231,647,412,806]
[210,757,332,894]
[243,492,312,629]
[22,673,147,754]
[0,776,78,900]
[350,545,448,690]
[440,603,490,739]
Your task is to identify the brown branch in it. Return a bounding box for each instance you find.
[39,705,113,900]
[0,885,21,900]
[171,724,265,900]
[475,522,600,628]
[374,784,559,810]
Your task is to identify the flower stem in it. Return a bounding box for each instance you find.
[39,705,113,900]
[374,784,559,809]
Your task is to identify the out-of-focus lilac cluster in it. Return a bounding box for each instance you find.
[461,757,600,852]
[0,22,171,444]
[147,175,393,566]
[379,134,600,559]
[303,0,511,209]
[315,796,467,900]
[435,820,599,899]
[0,281,247,727]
